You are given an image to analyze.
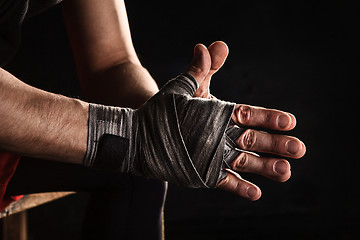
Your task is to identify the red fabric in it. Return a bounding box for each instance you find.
[0,151,23,211]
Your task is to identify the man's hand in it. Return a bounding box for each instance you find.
[187,41,306,200]
[82,41,305,200]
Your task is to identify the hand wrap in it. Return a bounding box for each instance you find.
[84,73,245,188]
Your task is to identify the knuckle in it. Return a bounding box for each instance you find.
[266,111,273,125]
[240,129,256,150]
[237,105,251,125]
[270,135,279,152]
[234,179,242,194]
[232,153,248,171]
[261,159,268,172]
[216,174,230,188]
[188,65,203,74]
[187,65,207,80]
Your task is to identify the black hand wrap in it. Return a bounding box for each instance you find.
[85,73,245,188]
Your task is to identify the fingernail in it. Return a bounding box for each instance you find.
[286,140,299,154]
[247,186,258,199]
[277,114,290,129]
[274,161,288,175]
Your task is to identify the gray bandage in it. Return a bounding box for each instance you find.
[85,73,245,188]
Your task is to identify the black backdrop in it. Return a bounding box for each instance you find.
[2,0,360,239]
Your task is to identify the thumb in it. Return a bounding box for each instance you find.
[192,41,229,98]
[187,44,211,85]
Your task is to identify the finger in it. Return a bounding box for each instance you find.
[208,41,229,75]
[230,152,291,182]
[193,41,229,98]
[217,172,261,201]
[187,44,211,85]
[232,104,297,131]
[236,129,306,159]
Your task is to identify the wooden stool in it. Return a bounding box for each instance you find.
[0,192,75,240]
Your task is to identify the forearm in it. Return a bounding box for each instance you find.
[0,68,88,163]
[62,0,158,108]
[79,62,158,108]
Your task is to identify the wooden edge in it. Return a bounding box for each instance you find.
[0,192,76,218]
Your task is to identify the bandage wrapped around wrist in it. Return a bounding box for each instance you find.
[84,73,244,188]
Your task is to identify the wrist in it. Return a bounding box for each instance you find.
[84,103,135,171]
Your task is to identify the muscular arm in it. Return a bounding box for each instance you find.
[0,0,155,164]
[0,0,155,167]
[62,0,158,108]
[0,67,88,163]
[0,0,305,199]
[0,0,147,165]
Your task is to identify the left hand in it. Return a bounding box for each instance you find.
[187,41,306,200]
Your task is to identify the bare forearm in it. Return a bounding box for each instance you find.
[0,68,88,163]
[62,0,158,108]
[79,62,158,108]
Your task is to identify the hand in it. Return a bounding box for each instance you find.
[187,41,306,200]
[87,42,306,200]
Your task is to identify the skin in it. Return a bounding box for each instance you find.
[0,67,88,162]
[188,42,306,200]
[0,0,155,163]
[61,0,159,108]
[0,0,306,200]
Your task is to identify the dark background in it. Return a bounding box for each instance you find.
[2,0,360,239]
